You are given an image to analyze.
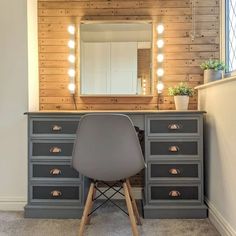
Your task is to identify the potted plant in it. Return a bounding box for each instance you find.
[168,83,194,110]
[200,59,225,83]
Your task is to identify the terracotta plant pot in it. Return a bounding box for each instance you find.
[204,69,223,83]
[174,96,189,110]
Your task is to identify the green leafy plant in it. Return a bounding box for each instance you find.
[168,83,194,97]
[200,59,225,71]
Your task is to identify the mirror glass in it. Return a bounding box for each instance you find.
[80,22,153,96]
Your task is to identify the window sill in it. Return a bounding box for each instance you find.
[195,75,236,90]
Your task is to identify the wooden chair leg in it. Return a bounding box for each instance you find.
[126,179,142,225]
[123,181,139,236]
[79,182,95,236]
[86,184,97,225]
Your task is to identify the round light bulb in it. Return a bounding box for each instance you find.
[68,69,75,77]
[157,24,164,34]
[157,81,164,94]
[68,55,75,63]
[68,83,76,93]
[157,54,164,62]
[68,25,75,35]
[157,39,164,48]
[68,40,75,49]
[157,68,164,77]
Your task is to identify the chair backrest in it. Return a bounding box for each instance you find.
[72,114,145,181]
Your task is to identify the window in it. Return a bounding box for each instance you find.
[226,0,236,73]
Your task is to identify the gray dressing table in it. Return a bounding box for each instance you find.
[24,110,207,219]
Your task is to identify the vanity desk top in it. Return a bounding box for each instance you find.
[25,110,206,115]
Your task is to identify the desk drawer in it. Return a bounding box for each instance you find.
[147,117,199,136]
[32,185,80,200]
[32,164,79,179]
[32,120,79,135]
[148,140,198,157]
[148,162,200,179]
[149,185,199,202]
[32,141,74,157]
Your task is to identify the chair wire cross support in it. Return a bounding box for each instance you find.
[87,180,129,218]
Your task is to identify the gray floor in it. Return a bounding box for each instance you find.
[0,204,220,236]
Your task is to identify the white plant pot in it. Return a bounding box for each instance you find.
[174,96,189,110]
[204,69,223,83]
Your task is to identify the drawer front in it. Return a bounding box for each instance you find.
[149,185,199,202]
[32,186,80,200]
[32,164,79,179]
[148,140,198,157]
[149,163,200,179]
[32,120,79,135]
[32,142,74,157]
[147,118,199,136]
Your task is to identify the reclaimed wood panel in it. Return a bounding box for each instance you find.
[38,0,220,111]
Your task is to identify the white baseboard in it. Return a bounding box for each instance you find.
[0,197,26,211]
[205,198,236,236]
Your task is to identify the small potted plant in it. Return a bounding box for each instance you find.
[200,59,225,83]
[168,83,194,110]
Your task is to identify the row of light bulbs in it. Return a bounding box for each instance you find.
[68,25,76,94]
[156,24,165,94]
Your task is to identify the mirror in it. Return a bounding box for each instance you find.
[80,22,153,96]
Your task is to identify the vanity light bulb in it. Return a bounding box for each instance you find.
[68,40,75,49]
[157,68,164,77]
[156,24,164,34]
[68,55,75,63]
[68,69,76,77]
[157,81,164,94]
[68,83,76,93]
[68,25,75,35]
[157,54,164,62]
[157,39,164,48]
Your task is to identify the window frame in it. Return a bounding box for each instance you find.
[223,0,236,76]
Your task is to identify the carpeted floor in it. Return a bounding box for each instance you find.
[0,204,220,236]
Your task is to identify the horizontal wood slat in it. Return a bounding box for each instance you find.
[38,0,220,111]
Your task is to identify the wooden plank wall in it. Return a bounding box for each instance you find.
[38,0,220,111]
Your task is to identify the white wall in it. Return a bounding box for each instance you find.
[0,0,28,210]
[198,78,236,236]
[27,0,39,111]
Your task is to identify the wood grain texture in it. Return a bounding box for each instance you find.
[38,0,220,111]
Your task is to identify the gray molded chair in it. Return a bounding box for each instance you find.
[72,114,145,236]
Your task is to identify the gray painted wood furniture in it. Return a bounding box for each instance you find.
[24,111,207,219]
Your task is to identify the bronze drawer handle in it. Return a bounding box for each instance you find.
[169,190,181,197]
[168,124,181,130]
[51,190,62,197]
[169,146,180,152]
[49,147,62,153]
[169,168,181,175]
[52,125,62,132]
[50,168,62,175]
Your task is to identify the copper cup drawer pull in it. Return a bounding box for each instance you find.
[50,190,62,197]
[168,145,180,152]
[50,168,62,175]
[168,123,182,130]
[169,168,181,175]
[52,125,62,132]
[169,190,181,197]
[49,147,62,153]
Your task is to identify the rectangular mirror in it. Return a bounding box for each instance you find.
[80,22,153,96]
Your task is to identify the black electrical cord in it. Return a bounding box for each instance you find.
[72,94,78,110]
